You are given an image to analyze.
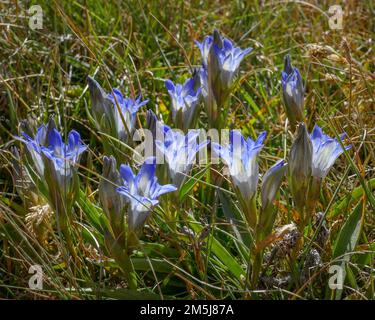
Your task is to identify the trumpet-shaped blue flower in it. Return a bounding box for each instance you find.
[310,125,352,179]
[281,55,304,129]
[165,75,201,131]
[116,157,177,231]
[19,124,87,184]
[155,125,209,188]
[195,32,252,77]
[87,77,148,142]
[212,130,266,201]
[41,128,87,186]
[195,30,252,127]
[19,124,87,216]
[211,37,252,87]
[108,89,148,140]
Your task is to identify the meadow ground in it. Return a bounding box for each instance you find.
[0,0,374,299]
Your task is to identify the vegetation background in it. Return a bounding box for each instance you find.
[0,0,374,299]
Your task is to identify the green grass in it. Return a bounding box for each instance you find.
[0,0,374,299]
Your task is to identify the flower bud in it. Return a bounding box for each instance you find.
[259,159,287,236]
[261,159,287,210]
[99,156,125,236]
[288,123,312,212]
[87,76,113,128]
[281,55,304,130]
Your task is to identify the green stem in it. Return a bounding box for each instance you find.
[250,251,262,289]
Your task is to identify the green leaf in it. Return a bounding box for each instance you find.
[218,190,251,249]
[140,242,179,258]
[77,189,109,233]
[132,258,174,273]
[331,200,364,299]
[240,87,265,122]
[329,178,375,218]
[187,215,245,282]
[179,165,209,201]
[354,242,375,267]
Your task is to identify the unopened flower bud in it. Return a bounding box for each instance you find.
[288,123,312,212]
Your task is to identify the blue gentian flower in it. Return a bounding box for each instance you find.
[116,157,177,231]
[19,123,87,215]
[212,130,266,228]
[155,125,209,188]
[87,77,148,141]
[195,30,252,127]
[281,55,304,129]
[212,130,266,201]
[195,32,252,78]
[108,89,148,140]
[19,124,87,184]
[210,35,252,88]
[41,128,87,187]
[310,125,352,179]
[165,75,201,131]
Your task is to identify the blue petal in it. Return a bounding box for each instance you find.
[153,184,177,198]
[165,79,175,92]
[311,124,323,140]
[255,131,267,146]
[40,146,55,161]
[48,128,63,155]
[120,164,135,187]
[116,186,132,201]
[137,98,149,109]
[110,88,124,105]
[230,130,245,146]
[68,130,80,149]
[35,125,47,145]
[269,159,286,173]
[19,132,41,153]
[183,78,195,94]
[242,47,253,56]
[136,157,156,192]
[223,38,233,51]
